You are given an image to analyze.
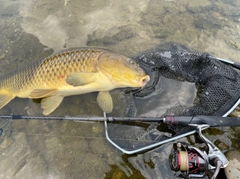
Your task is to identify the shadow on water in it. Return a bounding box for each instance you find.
[0,0,240,178]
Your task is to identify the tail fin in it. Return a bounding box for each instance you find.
[0,91,15,109]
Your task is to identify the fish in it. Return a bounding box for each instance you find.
[0,48,150,115]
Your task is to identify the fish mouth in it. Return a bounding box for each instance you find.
[140,75,150,87]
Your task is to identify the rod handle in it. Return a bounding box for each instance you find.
[164,115,240,127]
[164,116,194,126]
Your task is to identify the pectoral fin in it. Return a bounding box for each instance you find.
[41,95,64,115]
[97,91,113,113]
[29,89,58,98]
[0,93,15,109]
[66,72,98,86]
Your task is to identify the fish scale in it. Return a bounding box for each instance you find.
[0,49,103,95]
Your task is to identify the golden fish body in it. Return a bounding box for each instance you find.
[0,48,150,115]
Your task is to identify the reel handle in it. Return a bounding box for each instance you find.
[210,157,223,179]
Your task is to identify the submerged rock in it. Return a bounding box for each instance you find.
[225,150,240,179]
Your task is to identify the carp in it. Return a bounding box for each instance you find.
[0,48,150,115]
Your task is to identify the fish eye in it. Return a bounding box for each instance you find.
[129,59,135,65]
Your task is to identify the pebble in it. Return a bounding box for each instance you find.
[0,53,5,60]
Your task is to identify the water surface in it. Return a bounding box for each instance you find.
[0,0,240,178]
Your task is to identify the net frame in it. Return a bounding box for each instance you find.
[105,44,240,154]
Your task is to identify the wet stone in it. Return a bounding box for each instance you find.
[45,137,61,149]
[111,167,128,179]
[225,150,240,179]
[87,25,137,46]
[0,53,5,60]
[214,139,229,151]
[187,0,212,9]
[0,137,14,149]
[1,4,20,17]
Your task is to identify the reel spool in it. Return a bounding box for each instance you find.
[170,142,208,178]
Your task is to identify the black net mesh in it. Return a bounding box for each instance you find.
[131,43,240,116]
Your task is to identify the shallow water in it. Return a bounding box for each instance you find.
[0,0,240,178]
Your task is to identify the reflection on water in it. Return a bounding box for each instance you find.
[0,0,240,178]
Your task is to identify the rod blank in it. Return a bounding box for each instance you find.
[0,115,164,122]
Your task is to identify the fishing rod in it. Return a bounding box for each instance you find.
[1,114,240,127]
[0,115,237,179]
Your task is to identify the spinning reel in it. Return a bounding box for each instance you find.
[169,125,229,179]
